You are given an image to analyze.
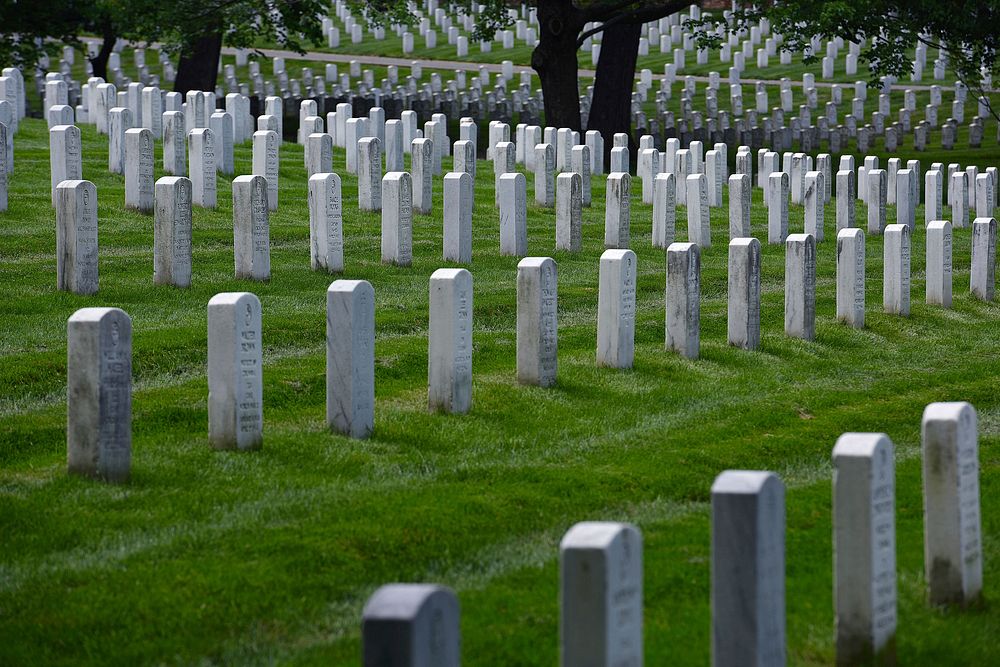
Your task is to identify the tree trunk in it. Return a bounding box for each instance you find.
[587,21,642,171]
[174,29,223,96]
[89,21,116,81]
[531,0,584,131]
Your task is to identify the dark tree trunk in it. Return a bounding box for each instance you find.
[532,0,584,131]
[587,21,642,171]
[89,21,116,81]
[174,29,223,96]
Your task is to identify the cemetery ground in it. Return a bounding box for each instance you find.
[2,116,1000,664]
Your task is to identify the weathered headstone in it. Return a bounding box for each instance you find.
[970,217,997,301]
[233,175,270,280]
[951,172,969,228]
[534,143,555,206]
[785,234,816,340]
[926,220,953,307]
[653,173,677,249]
[499,172,528,256]
[443,172,473,263]
[555,172,582,252]
[306,132,333,178]
[836,169,856,231]
[327,279,375,439]
[56,180,98,294]
[868,169,887,234]
[207,292,263,450]
[836,228,865,328]
[358,137,383,211]
[687,173,711,248]
[767,172,789,244]
[605,173,631,249]
[189,127,217,208]
[162,110,186,176]
[428,268,473,414]
[596,249,636,369]
[153,176,192,288]
[728,238,760,349]
[49,124,82,207]
[560,522,643,667]
[803,171,824,242]
[729,174,751,239]
[108,107,131,174]
[308,173,344,273]
[666,242,701,359]
[209,111,235,175]
[66,307,132,483]
[124,128,154,212]
[382,171,413,267]
[711,470,786,667]
[516,257,558,386]
[251,130,279,211]
[832,433,898,666]
[922,401,983,606]
[412,138,433,214]
[883,224,911,315]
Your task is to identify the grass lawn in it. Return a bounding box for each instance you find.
[1,115,1000,665]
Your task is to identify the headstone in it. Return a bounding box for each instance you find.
[687,174,710,248]
[653,173,677,249]
[555,172,582,252]
[359,137,383,211]
[535,143,555,206]
[108,107,131,174]
[207,292,263,450]
[428,268,473,414]
[803,171,824,242]
[729,174,751,239]
[597,249,636,369]
[443,172,473,263]
[867,169,887,234]
[66,307,132,482]
[605,173,631,249]
[950,172,969,228]
[153,176,192,288]
[326,280,375,439]
[785,234,816,340]
[232,175,270,280]
[571,144,592,206]
[970,217,997,301]
[711,470,786,667]
[666,242,701,359]
[836,170,856,231]
[833,434,899,665]
[308,173,344,273]
[49,124,82,207]
[123,128,154,212]
[926,220,953,307]
[382,171,413,267]
[922,402,983,606]
[56,180,98,294]
[411,138,433,214]
[306,132,333,179]
[560,522,643,667]
[361,584,460,667]
[835,228,865,328]
[162,110,186,176]
[728,238,761,349]
[209,111,235,175]
[883,224,911,315]
[499,172,528,256]
[251,130,279,211]
[925,170,943,224]
[516,257,558,387]
[767,172,789,244]
[189,128,217,208]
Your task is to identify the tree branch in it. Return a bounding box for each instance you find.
[576,0,690,49]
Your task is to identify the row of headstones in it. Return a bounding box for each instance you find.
[65,205,998,484]
[357,400,982,666]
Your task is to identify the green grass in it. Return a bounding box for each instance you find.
[2,116,1000,665]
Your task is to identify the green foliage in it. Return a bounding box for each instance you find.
[118,0,331,56]
[0,0,102,68]
[690,1,1000,118]
[342,0,513,44]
